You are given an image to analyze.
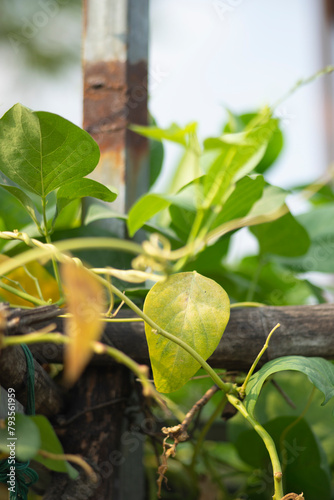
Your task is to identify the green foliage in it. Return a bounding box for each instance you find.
[0,92,334,500]
[143,271,230,392]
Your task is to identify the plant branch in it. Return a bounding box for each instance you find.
[0,279,50,306]
[239,323,280,398]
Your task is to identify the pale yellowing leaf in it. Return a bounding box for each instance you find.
[62,262,106,386]
[143,271,230,393]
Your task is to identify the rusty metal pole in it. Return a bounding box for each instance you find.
[82,0,149,214]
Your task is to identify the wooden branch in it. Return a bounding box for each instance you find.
[27,304,334,370]
[0,345,64,416]
[0,303,64,416]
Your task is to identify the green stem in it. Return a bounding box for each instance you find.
[45,232,63,295]
[42,197,63,296]
[0,237,143,277]
[239,323,280,397]
[227,394,284,500]
[0,280,49,306]
[190,393,227,472]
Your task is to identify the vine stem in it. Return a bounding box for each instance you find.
[239,323,281,397]
[0,280,49,306]
[227,394,284,500]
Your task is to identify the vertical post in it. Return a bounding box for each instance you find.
[82,0,149,214]
[49,2,150,499]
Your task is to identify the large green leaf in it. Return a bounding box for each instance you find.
[31,415,78,478]
[143,271,230,393]
[250,212,310,257]
[0,103,100,197]
[244,356,334,417]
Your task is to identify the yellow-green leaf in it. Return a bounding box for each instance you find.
[62,262,106,386]
[143,271,230,393]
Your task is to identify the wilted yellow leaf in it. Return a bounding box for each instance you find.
[62,262,106,386]
[0,255,60,306]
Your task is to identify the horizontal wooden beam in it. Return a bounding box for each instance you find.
[27,304,334,371]
[0,304,64,416]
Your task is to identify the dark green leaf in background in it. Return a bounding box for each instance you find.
[250,212,310,257]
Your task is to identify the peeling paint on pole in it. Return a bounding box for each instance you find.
[83,0,149,214]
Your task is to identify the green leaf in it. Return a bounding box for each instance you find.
[205,185,288,244]
[127,194,172,237]
[250,212,310,257]
[244,356,334,417]
[168,135,202,195]
[211,174,265,228]
[274,203,334,273]
[0,103,100,197]
[202,109,277,208]
[31,415,78,478]
[55,178,117,222]
[143,271,230,393]
[247,185,287,217]
[130,122,197,146]
[127,188,197,237]
[149,137,164,187]
[0,414,40,461]
[224,112,284,174]
[0,184,40,227]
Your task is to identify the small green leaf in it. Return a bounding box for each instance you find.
[149,138,164,187]
[143,271,230,393]
[0,414,40,461]
[57,178,117,203]
[211,175,265,228]
[244,356,334,417]
[250,212,310,257]
[127,194,172,236]
[0,184,40,227]
[224,112,284,174]
[168,136,202,195]
[31,415,78,478]
[55,178,117,222]
[0,103,100,197]
[130,122,197,146]
[127,188,197,237]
